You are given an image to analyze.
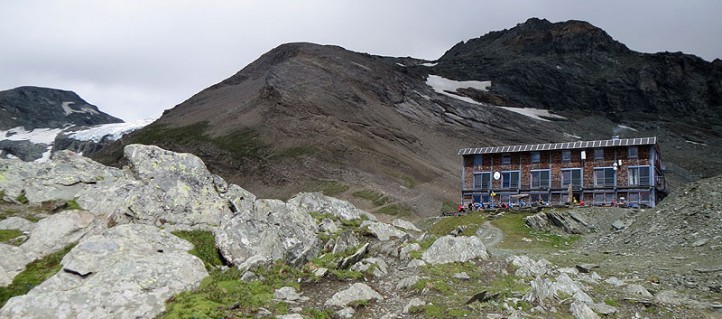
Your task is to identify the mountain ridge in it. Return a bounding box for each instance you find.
[84,19,722,217]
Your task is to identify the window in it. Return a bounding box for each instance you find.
[594,148,604,160]
[592,192,615,205]
[628,166,650,186]
[561,168,582,187]
[501,153,511,165]
[473,172,491,189]
[501,171,520,189]
[531,151,540,163]
[530,193,549,204]
[628,146,638,159]
[562,150,571,162]
[530,170,550,189]
[594,167,616,187]
[473,155,483,168]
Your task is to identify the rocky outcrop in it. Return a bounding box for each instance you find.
[0,224,208,319]
[215,198,321,269]
[0,86,122,131]
[525,210,590,234]
[421,235,488,264]
[360,220,407,241]
[287,192,376,221]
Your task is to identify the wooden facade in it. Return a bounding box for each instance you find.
[458,137,667,207]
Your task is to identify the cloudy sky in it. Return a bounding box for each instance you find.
[2,0,720,122]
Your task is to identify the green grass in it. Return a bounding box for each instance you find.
[270,145,318,160]
[440,200,458,213]
[310,180,350,197]
[130,121,270,163]
[429,212,486,236]
[65,198,81,210]
[0,229,23,244]
[0,244,75,307]
[375,204,413,217]
[16,191,28,205]
[171,230,224,270]
[352,189,391,206]
[489,213,580,250]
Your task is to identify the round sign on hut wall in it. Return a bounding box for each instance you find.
[493,172,501,180]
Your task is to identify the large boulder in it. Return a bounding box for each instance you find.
[0,210,99,287]
[0,224,208,319]
[324,283,384,308]
[116,144,231,227]
[421,235,489,265]
[286,192,376,221]
[360,220,407,241]
[216,198,321,269]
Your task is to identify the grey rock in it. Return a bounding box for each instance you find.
[422,235,488,264]
[570,300,601,319]
[406,259,427,268]
[313,267,328,278]
[338,243,369,269]
[0,217,35,233]
[22,210,97,257]
[403,298,425,313]
[604,276,625,286]
[523,276,557,306]
[589,302,618,315]
[0,224,208,319]
[216,198,321,269]
[453,272,471,280]
[524,213,547,230]
[319,218,339,234]
[0,244,30,287]
[276,314,303,319]
[332,230,359,255]
[350,257,388,277]
[121,144,231,226]
[286,192,376,221]
[241,271,259,282]
[611,220,628,231]
[691,238,708,247]
[555,273,593,303]
[396,275,422,290]
[509,255,551,277]
[274,286,302,302]
[324,283,383,308]
[626,284,653,298]
[336,307,355,318]
[399,242,421,260]
[392,218,421,232]
[361,220,407,241]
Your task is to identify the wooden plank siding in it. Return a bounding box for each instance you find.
[459,137,666,207]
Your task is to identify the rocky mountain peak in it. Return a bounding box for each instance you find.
[0,86,123,131]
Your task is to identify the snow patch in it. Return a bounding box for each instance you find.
[68,118,154,142]
[499,107,567,122]
[617,125,639,132]
[426,75,491,95]
[396,62,406,67]
[2,127,63,144]
[564,133,582,139]
[425,74,566,122]
[35,146,53,163]
[61,102,75,115]
[421,62,438,67]
[685,140,707,146]
[61,101,100,116]
[350,62,371,71]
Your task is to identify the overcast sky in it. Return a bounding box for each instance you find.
[2,0,721,122]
